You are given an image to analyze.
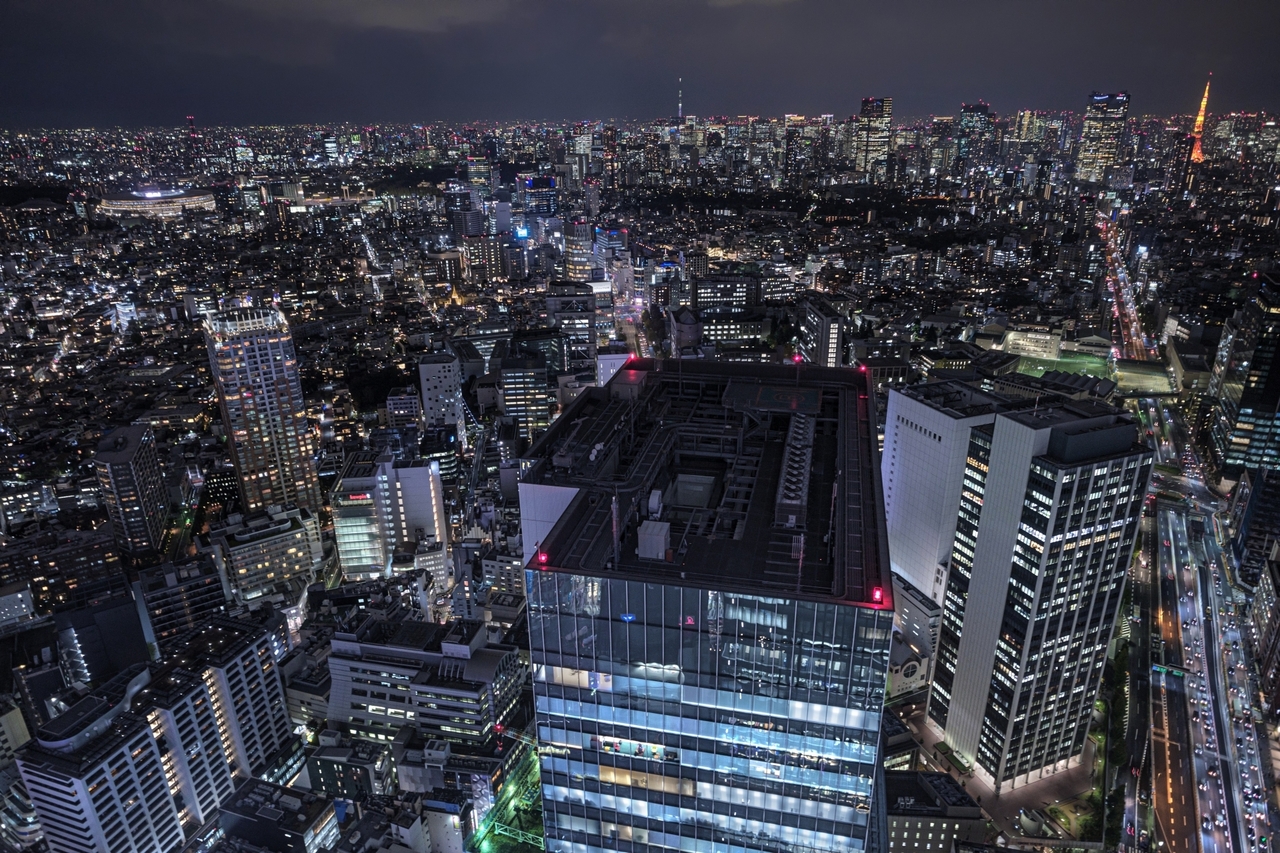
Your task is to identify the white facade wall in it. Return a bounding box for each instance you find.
[202,636,293,778]
[944,416,1043,766]
[381,459,448,550]
[418,356,463,428]
[19,719,183,853]
[881,390,991,604]
[517,482,580,567]
[145,680,237,825]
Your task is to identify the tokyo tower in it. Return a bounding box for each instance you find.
[1191,74,1211,163]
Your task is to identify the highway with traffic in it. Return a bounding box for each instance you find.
[1104,209,1273,853]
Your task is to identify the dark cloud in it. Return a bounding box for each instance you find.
[1,0,1277,127]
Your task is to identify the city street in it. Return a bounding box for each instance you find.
[1151,505,1203,853]
[1103,225,1256,853]
[1141,393,1274,853]
[1101,217,1158,362]
[1158,506,1240,853]
[1195,516,1271,853]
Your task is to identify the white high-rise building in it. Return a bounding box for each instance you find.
[418,353,464,429]
[927,398,1151,791]
[382,458,449,550]
[166,618,295,780]
[205,307,321,513]
[17,619,299,853]
[332,452,450,582]
[138,668,237,826]
[881,383,1009,604]
[18,673,185,853]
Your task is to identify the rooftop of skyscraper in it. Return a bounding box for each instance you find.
[204,305,290,337]
[166,615,272,669]
[521,358,891,608]
[899,379,1146,462]
[896,379,1018,418]
[883,770,982,817]
[92,423,152,465]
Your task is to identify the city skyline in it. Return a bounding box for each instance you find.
[1,37,1279,852]
[2,0,1279,127]
[0,92,1268,134]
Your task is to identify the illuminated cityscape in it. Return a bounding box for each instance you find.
[1,3,1279,848]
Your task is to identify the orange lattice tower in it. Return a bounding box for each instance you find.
[1191,74,1211,163]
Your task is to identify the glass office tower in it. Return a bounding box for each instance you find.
[1207,286,1280,474]
[521,360,894,853]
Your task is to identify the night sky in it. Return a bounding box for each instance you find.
[2,0,1278,127]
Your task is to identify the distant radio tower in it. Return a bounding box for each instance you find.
[678,78,683,120]
[1191,74,1211,163]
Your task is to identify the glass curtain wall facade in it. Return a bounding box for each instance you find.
[1206,288,1280,473]
[529,571,892,853]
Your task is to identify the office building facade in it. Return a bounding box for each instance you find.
[326,618,524,749]
[332,453,386,580]
[881,383,1010,605]
[1206,287,1280,476]
[205,307,322,513]
[928,400,1151,791]
[333,452,451,582]
[1250,554,1280,714]
[499,357,551,441]
[546,282,599,358]
[1076,92,1130,184]
[419,353,465,429]
[521,360,894,853]
[799,295,846,368]
[385,387,422,430]
[201,505,322,602]
[884,771,984,853]
[856,98,893,181]
[93,425,168,561]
